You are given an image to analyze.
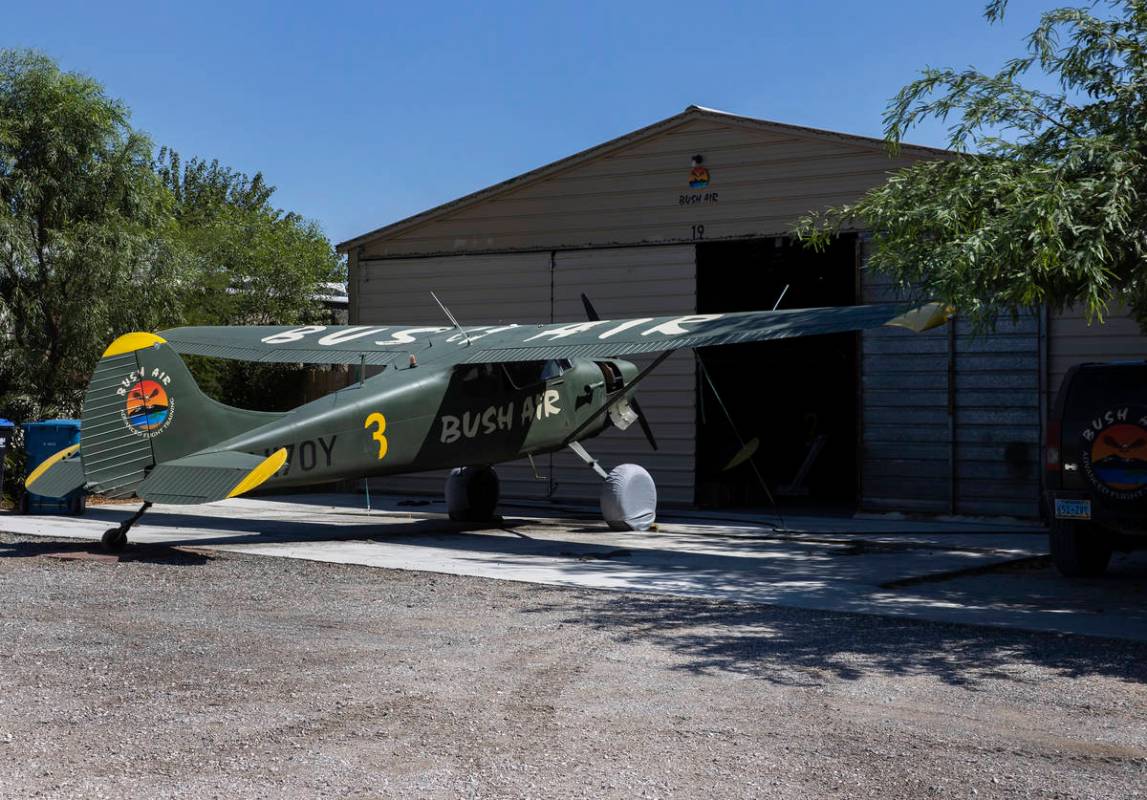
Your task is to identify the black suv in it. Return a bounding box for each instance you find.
[1046,361,1147,576]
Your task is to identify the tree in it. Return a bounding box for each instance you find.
[796,0,1147,330]
[0,50,181,419]
[156,148,341,330]
[155,148,345,409]
[0,50,346,425]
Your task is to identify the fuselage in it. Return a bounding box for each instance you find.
[210,357,638,488]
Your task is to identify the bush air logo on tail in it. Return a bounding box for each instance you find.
[116,368,176,438]
[1080,406,1147,499]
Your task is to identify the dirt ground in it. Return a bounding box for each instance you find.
[1,532,1145,800]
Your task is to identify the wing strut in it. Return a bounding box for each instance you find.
[695,353,785,531]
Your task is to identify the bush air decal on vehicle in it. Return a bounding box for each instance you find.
[1080,406,1147,499]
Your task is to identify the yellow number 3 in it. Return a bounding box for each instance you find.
[364,412,388,460]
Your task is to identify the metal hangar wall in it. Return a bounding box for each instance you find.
[338,106,1147,517]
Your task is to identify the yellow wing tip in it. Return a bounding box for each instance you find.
[885,302,955,333]
[102,332,167,358]
[25,444,81,489]
[227,448,288,499]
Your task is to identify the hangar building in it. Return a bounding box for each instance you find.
[338,106,1146,518]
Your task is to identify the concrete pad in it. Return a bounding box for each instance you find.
[3,493,1145,641]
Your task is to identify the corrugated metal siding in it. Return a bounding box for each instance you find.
[952,315,1041,517]
[549,245,696,505]
[356,252,552,498]
[360,118,932,258]
[861,271,951,513]
[1049,306,1147,404]
[861,269,1041,517]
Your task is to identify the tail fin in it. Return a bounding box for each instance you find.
[80,332,282,498]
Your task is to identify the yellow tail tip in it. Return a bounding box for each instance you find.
[227,448,288,499]
[25,444,81,489]
[103,332,167,358]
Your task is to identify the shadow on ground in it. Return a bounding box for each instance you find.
[525,591,1147,688]
[0,536,212,566]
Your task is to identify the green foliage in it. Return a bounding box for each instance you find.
[156,147,341,327]
[0,49,345,425]
[796,0,1147,330]
[155,148,344,409]
[0,50,182,419]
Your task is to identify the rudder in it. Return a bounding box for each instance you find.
[80,332,282,498]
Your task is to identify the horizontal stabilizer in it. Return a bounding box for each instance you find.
[137,448,287,505]
[25,445,86,498]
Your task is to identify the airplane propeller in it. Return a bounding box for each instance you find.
[580,293,658,451]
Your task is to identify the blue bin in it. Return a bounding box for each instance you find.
[21,419,85,515]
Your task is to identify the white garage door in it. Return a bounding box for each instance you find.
[550,245,697,506]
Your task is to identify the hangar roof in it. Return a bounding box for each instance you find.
[337,105,949,255]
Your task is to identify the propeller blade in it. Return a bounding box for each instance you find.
[581,293,601,321]
[722,437,759,471]
[583,291,656,451]
[630,396,658,451]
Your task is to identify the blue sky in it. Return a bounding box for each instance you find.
[7,0,1056,245]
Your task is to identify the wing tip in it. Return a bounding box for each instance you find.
[25,444,81,489]
[885,302,954,333]
[103,332,167,358]
[226,448,288,499]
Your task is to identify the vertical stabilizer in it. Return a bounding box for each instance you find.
[80,333,282,498]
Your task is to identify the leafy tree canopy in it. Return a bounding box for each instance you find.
[796,0,1147,330]
[0,50,180,419]
[0,50,344,422]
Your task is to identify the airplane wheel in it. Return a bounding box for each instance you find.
[601,464,657,531]
[446,466,500,522]
[101,527,127,553]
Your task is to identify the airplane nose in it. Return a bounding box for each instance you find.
[617,360,640,386]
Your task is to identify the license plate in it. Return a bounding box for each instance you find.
[1054,498,1092,520]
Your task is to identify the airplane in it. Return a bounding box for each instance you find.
[24,297,947,551]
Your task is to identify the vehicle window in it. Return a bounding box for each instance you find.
[502,359,569,389]
[1067,365,1147,412]
[540,359,571,381]
[458,363,500,396]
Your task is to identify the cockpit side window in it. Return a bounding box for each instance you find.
[540,358,572,381]
[457,363,500,396]
[502,359,570,389]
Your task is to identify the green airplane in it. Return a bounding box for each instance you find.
[25,297,946,551]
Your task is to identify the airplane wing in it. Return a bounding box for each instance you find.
[159,302,948,366]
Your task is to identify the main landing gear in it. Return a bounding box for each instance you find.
[101,501,153,553]
[445,449,657,532]
[445,466,500,523]
[569,442,658,531]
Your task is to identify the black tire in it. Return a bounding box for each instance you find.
[447,466,500,522]
[101,527,127,553]
[1049,518,1112,577]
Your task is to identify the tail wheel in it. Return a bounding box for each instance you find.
[1049,518,1112,577]
[101,527,128,553]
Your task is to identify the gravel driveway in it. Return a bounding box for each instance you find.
[1,532,1144,799]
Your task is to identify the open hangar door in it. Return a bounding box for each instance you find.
[695,235,860,510]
